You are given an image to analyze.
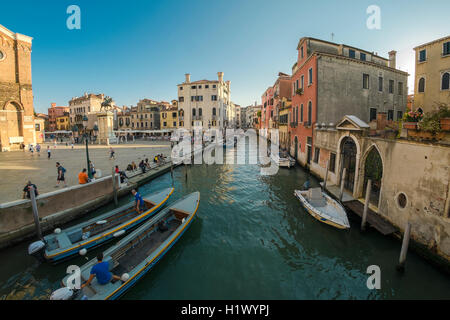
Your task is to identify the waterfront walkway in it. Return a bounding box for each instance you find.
[0,141,171,203]
[322,183,397,235]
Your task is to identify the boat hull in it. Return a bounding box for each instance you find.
[43,188,174,263]
[294,190,349,229]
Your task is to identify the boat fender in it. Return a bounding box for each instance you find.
[54,228,61,234]
[96,220,107,225]
[121,273,130,282]
[79,248,87,256]
[182,218,185,223]
[113,230,126,237]
[50,287,74,300]
[28,240,46,256]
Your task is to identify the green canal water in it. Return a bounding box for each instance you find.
[0,144,449,300]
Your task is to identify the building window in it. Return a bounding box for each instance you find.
[444,42,450,56]
[198,85,202,89]
[307,101,312,125]
[199,108,202,116]
[313,148,320,163]
[205,85,209,89]
[360,53,366,61]
[163,122,167,126]
[389,80,394,94]
[35,123,41,131]
[300,104,303,122]
[212,107,216,116]
[179,97,184,102]
[397,111,403,120]
[308,68,313,85]
[211,95,217,101]
[0,50,5,61]
[329,153,336,173]
[378,77,383,92]
[191,96,195,102]
[179,86,183,90]
[213,85,216,88]
[295,106,298,124]
[369,108,377,121]
[191,85,196,89]
[300,46,304,59]
[418,77,425,93]
[442,72,450,90]
[301,75,304,89]
[398,82,403,95]
[419,49,426,62]
[363,74,369,89]
[388,110,394,121]
[349,49,356,59]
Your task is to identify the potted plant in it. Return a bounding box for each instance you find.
[437,104,450,131]
[402,109,423,129]
[416,111,444,140]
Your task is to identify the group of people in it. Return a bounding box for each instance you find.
[125,153,167,175]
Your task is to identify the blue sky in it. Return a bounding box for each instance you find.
[1,0,449,113]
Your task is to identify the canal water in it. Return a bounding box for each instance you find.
[0,142,449,299]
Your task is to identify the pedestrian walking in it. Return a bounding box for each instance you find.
[29,144,34,156]
[36,143,41,156]
[47,146,51,159]
[71,143,74,150]
[109,147,115,160]
[55,162,67,187]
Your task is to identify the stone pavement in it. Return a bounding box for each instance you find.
[0,141,171,203]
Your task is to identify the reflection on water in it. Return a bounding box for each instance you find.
[0,141,449,299]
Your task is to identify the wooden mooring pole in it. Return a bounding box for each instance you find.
[361,179,372,232]
[339,168,347,203]
[112,167,118,207]
[29,185,43,240]
[397,222,411,272]
[323,160,329,192]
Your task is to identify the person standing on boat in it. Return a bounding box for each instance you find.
[132,189,145,213]
[81,253,121,289]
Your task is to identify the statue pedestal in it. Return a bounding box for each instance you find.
[97,112,117,145]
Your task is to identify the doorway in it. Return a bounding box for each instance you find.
[340,137,357,193]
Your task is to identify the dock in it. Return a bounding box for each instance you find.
[321,183,397,235]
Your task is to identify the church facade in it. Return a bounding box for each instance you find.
[0,24,36,151]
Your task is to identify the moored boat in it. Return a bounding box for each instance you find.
[294,188,350,229]
[55,192,200,300]
[271,152,296,168]
[28,187,174,263]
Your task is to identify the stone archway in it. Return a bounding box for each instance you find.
[4,101,24,143]
[362,145,384,207]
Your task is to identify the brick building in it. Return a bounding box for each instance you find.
[0,24,37,151]
[48,103,69,132]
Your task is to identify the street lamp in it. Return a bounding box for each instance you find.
[82,115,92,179]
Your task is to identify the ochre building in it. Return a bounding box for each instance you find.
[0,24,36,151]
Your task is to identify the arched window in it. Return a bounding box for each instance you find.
[418,77,425,93]
[192,108,196,116]
[442,72,449,90]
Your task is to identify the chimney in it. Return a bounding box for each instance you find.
[218,72,224,83]
[185,73,191,83]
[388,50,397,69]
[51,103,56,108]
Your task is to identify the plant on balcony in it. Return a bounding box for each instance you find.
[402,109,423,130]
[436,103,450,131]
[296,88,304,95]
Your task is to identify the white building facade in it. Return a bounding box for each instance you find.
[177,72,231,131]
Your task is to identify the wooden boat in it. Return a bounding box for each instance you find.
[56,192,200,300]
[271,152,296,168]
[294,188,350,229]
[29,188,174,263]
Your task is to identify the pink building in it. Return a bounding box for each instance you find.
[48,103,69,132]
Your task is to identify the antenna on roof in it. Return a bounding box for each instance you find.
[331,33,335,42]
